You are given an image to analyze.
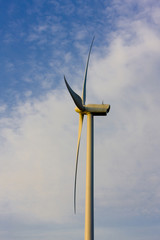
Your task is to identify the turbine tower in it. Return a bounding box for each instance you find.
[64,38,110,240]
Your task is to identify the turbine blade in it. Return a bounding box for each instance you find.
[64,76,85,111]
[82,36,95,105]
[74,113,84,214]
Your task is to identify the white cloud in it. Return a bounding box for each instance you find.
[85,16,160,219]
[0,91,78,224]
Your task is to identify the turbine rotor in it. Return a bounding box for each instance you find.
[64,37,110,214]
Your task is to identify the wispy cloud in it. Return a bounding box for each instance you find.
[87,9,160,223]
[0,91,75,224]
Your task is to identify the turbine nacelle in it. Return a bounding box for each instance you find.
[75,104,110,116]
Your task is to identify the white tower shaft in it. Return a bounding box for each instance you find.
[85,113,94,240]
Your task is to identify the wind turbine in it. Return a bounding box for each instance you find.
[64,38,110,240]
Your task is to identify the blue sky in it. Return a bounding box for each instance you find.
[0,0,160,239]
